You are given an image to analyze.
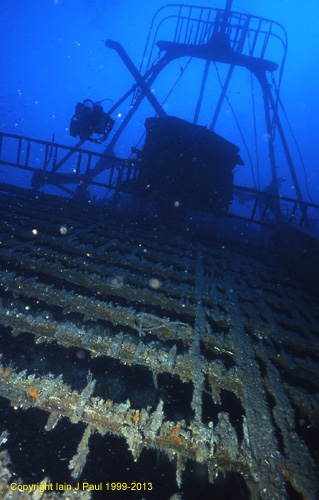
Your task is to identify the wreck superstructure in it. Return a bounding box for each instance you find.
[1,2,317,226]
[0,2,319,500]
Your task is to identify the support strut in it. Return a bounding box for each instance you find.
[105,40,167,118]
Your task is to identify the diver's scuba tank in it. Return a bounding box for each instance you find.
[69,99,114,142]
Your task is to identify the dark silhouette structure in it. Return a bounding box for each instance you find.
[70,99,114,144]
[132,116,244,214]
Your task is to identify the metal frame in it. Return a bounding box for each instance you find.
[0,3,313,226]
[1,132,317,230]
[97,3,308,222]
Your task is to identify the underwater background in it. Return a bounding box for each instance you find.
[0,1,319,500]
[1,0,319,204]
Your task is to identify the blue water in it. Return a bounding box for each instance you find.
[1,0,318,205]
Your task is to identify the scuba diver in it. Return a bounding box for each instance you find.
[69,99,115,144]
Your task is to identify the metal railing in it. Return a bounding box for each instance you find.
[233,185,319,230]
[0,131,318,231]
[140,4,287,76]
[0,131,138,193]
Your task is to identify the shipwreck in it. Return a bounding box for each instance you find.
[0,2,318,499]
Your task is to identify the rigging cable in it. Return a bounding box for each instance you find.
[130,58,193,154]
[44,133,55,169]
[248,33,260,190]
[162,57,193,106]
[213,61,257,189]
[250,69,260,190]
[270,43,287,142]
[271,73,317,210]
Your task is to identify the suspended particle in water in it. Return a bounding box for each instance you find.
[60,225,68,235]
[149,278,162,290]
[110,276,124,289]
[262,133,271,142]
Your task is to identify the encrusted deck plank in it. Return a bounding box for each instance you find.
[0,190,318,499]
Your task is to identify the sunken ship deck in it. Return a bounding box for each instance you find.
[0,185,318,500]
